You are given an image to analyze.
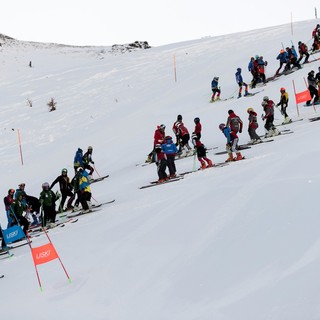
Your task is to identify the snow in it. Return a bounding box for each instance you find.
[1,19,320,320]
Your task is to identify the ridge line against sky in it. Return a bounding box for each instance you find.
[0,1,318,46]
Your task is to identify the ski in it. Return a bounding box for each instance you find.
[140,177,184,189]
[242,89,264,98]
[0,275,4,278]
[240,139,274,148]
[214,145,251,155]
[67,201,114,218]
[210,96,234,103]
[275,118,303,126]
[178,162,229,176]
[7,240,30,250]
[90,175,109,184]
[309,116,320,122]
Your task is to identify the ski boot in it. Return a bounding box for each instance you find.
[225,153,234,162]
[235,152,243,161]
[206,159,213,168]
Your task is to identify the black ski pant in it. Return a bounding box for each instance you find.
[166,155,176,175]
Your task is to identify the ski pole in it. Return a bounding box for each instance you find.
[93,165,101,178]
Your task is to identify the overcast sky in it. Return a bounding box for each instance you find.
[1,0,319,46]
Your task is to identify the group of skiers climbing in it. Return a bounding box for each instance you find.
[210,24,320,103]
[1,146,97,246]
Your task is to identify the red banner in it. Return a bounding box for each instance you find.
[31,243,59,265]
[295,89,311,104]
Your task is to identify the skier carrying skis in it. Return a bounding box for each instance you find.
[50,168,75,212]
[219,123,243,162]
[211,77,221,102]
[247,108,261,143]
[161,136,178,178]
[191,133,213,169]
[226,109,243,135]
[235,68,249,98]
[261,96,280,137]
[276,87,291,124]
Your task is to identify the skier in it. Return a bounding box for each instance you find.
[226,109,243,135]
[78,167,92,212]
[306,70,319,106]
[3,189,15,228]
[50,168,75,212]
[235,68,249,98]
[39,182,59,228]
[10,191,30,234]
[14,183,40,225]
[82,146,95,179]
[146,124,166,163]
[316,66,320,97]
[193,117,202,140]
[172,115,182,146]
[154,144,168,183]
[297,41,309,64]
[191,133,213,169]
[73,147,83,173]
[276,88,291,124]
[161,136,178,178]
[176,122,193,156]
[261,96,280,137]
[275,49,288,75]
[247,108,262,143]
[285,47,301,70]
[211,77,221,102]
[219,123,243,162]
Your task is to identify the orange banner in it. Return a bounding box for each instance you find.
[31,243,59,266]
[295,89,312,104]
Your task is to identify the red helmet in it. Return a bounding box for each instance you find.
[280,87,286,92]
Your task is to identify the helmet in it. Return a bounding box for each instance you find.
[42,182,50,190]
[62,168,67,174]
[19,183,25,188]
[77,167,84,173]
[255,55,259,59]
[165,135,172,140]
[159,124,166,130]
[219,123,225,130]
[88,146,93,151]
[310,70,315,74]
[280,87,286,92]
[263,96,269,101]
[298,41,302,45]
[213,76,219,81]
[237,67,241,72]
[177,115,182,121]
[280,49,285,53]
[8,189,15,195]
[194,117,200,123]
[247,108,254,113]
[228,109,234,115]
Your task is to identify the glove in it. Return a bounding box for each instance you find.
[239,129,242,133]
[91,161,95,164]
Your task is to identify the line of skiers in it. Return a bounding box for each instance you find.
[1,146,97,246]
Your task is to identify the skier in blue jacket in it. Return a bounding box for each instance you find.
[162,136,178,178]
[211,77,221,102]
[235,68,249,98]
[275,49,289,75]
